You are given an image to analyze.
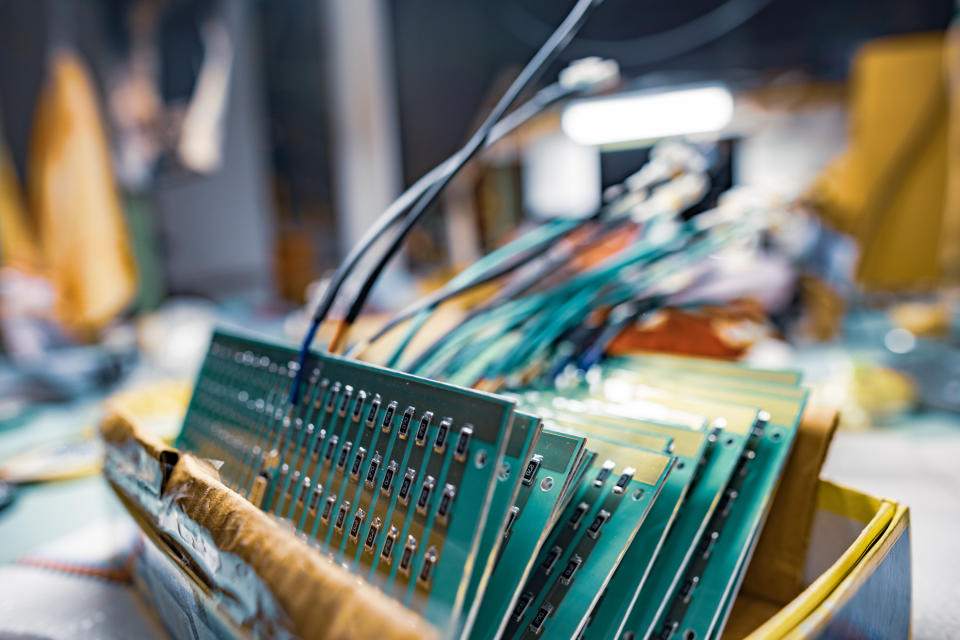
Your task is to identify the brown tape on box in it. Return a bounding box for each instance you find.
[101,411,439,640]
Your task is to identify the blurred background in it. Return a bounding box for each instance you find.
[1,0,959,636]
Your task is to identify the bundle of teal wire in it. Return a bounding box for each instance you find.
[343,141,741,393]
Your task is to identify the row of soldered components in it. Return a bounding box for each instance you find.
[188,353,463,588]
[178,336,507,613]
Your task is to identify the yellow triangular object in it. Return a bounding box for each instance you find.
[0,142,41,271]
[808,33,952,291]
[28,49,137,335]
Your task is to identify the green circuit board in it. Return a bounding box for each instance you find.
[597,365,807,640]
[178,329,518,637]
[542,413,713,640]
[174,329,810,640]
[502,435,673,639]
[607,353,802,386]
[459,411,541,629]
[528,391,755,640]
[619,424,749,640]
[469,429,590,640]
[670,396,805,640]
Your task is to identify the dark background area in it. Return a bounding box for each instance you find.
[0,0,954,296]
[388,0,955,184]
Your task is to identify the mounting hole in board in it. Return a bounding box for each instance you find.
[540,476,554,492]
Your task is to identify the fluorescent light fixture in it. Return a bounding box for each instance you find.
[561,84,734,146]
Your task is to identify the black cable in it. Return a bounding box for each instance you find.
[288,86,589,406]
[332,0,604,351]
[362,82,606,347]
[504,0,777,67]
[288,80,591,405]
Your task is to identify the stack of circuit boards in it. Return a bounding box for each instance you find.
[178,330,807,639]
